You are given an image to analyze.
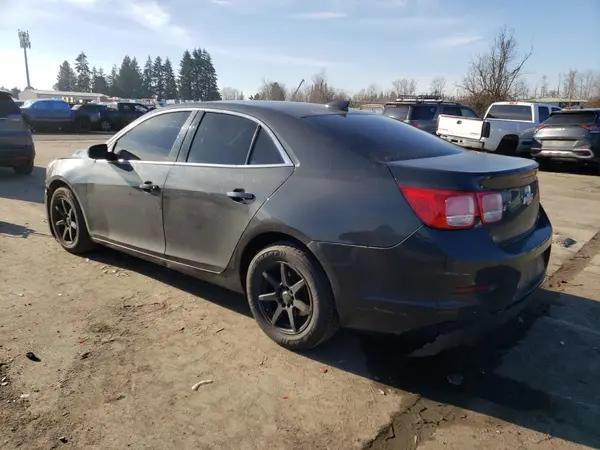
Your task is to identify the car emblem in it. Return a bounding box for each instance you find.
[522,185,533,206]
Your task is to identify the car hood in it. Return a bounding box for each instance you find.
[71,148,89,158]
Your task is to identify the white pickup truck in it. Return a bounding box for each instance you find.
[436,102,561,155]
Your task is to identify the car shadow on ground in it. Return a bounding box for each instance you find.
[539,161,598,176]
[0,165,46,204]
[85,247,600,448]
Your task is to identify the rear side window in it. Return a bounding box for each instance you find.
[248,128,284,165]
[460,107,478,118]
[410,105,437,121]
[383,106,410,120]
[188,112,257,165]
[486,105,533,121]
[304,113,462,162]
[0,94,20,117]
[544,112,598,125]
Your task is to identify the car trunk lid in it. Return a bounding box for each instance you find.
[534,111,599,151]
[387,151,540,246]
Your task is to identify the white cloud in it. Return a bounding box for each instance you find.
[435,35,483,48]
[211,45,339,68]
[291,11,347,19]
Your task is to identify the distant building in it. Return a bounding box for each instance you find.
[18,89,110,103]
[526,97,587,109]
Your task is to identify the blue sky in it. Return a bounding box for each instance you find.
[1,0,599,96]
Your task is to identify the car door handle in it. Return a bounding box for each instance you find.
[139,181,160,192]
[227,189,255,203]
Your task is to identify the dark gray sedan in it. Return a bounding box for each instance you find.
[45,100,552,355]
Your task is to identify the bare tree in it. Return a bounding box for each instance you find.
[539,74,548,98]
[220,86,244,100]
[578,70,600,99]
[254,80,287,101]
[391,78,417,96]
[460,26,532,113]
[429,76,447,96]
[561,69,579,101]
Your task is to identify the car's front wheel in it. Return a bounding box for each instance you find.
[246,243,339,350]
[49,187,96,254]
[100,120,111,132]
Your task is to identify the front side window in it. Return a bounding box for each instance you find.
[187,112,257,165]
[113,111,191,161]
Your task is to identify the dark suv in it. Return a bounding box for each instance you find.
[531,108,600,171]
[383,96,479,134]
[0,91,35,175]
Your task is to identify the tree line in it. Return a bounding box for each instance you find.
[52,49,221,101]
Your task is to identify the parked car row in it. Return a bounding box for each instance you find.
[19,99,151,133]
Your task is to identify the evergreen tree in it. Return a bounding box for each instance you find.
[54,61,77,91]
[202,50,221,101]
[129,57,143,98]
[141,56,154,98]
[152,56,165,99]
[178,50,194,100]
[163,58,178,100]
[107,64,120,97]
[191,48,205,100]
[92,68,109,94]
[74,52,92,92]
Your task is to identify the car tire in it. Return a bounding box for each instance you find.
[246,243,339,350]
[74,118,91,133]
[100,120,111,132]
[13,159,34,175]
[49,187,96,254]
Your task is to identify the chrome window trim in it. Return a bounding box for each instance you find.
[106,106,294,168]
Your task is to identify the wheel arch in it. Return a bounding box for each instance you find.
[46,177,92,238]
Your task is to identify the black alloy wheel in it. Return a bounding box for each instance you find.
[246,243,339,350]
[49,187,96,254]
[258,261,312,334]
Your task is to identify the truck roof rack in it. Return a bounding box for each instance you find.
[385,95,456,105]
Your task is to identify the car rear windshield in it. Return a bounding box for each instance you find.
[410,104,437,121]
[544,111,598,125]
[486,104,533,121]
[383,105,410,120]
[304,113,462,162]
[0,94,21,118]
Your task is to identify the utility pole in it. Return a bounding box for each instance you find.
[292,79,305,101]
[18,30,32,89]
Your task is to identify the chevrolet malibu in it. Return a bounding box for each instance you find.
[45,100,552,355]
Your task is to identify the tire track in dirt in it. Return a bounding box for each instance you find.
[363,231,600,450]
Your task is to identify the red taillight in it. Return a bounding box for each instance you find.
[535,124,545,131]
[581,124,600,132]
[411,123,419,128]
[400,187,506,230]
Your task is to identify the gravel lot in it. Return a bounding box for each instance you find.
[1,134,600,450]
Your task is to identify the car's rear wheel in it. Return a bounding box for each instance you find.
[49,187,96,254]
[246,243,339,350]
[99,120,111,132]
[74,118,91,133]
[13,159,34,175]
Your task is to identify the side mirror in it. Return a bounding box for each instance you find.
[87,143,109,160]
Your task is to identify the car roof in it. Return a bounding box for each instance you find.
[161,100,350,119]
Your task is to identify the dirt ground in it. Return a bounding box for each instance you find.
[1,134,600,450]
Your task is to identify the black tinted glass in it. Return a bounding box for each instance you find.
[304,113,462,162]
[0,95,20,117]
[441,105,461,116]
[538,106,550,123]
[487,105,532,121]
[188,113,257,165]
[544,112,597,125]
[410,105,437,120]
[383,106,409,120]
[114,111,190,161]
[249,128,284,165]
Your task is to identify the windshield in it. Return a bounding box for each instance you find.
[383,106,410,120]
[304,113,461,162]
[544,111,597,125]
[487,104,533,121]
[21,100,35,108]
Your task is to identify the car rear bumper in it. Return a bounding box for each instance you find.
[309,207,552,355]
[531,148,597,163]
[0,145,35,167]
